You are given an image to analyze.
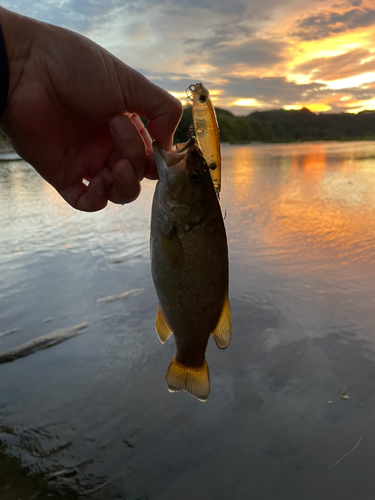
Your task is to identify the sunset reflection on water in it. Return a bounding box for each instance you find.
[2,142,375,274]
[2,142,375,499]
[223,142,375,272]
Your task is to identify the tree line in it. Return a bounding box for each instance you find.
[173,105,375,144]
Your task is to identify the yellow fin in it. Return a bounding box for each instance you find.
[166,356,210,402]
[212,294,232,349]
[155,305,172,344]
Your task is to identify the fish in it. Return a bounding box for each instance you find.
[150,137,231,401]
[187,83,221,194]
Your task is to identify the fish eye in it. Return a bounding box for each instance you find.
[199,94,207,103]
[190,170,201,182]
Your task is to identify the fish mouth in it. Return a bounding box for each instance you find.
[153,138,196,177]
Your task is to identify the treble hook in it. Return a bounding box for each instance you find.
[187,124,196,139]
[186,84,196,101]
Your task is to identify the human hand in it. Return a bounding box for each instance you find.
[0,8,182,211]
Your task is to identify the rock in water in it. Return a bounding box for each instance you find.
[0,322,88,364]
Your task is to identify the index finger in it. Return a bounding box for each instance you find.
[119,67,183,151]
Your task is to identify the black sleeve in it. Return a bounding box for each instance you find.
[0,20,9,119]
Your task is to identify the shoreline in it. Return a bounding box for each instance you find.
[0,137,373,155]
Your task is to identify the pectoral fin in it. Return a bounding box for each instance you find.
[212,294,231,349]
[166,356,210,402]
[155,305,172,344]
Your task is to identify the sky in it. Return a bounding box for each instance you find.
[5,0,375,115]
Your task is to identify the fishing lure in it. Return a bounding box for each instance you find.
[186,83,221,194]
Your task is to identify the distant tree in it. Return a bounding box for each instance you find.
[174,106,275,145]
[171,105,375,145]
[258,108,375,141]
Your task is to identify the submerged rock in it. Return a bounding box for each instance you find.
[97,288,144,303]
[0,323,88,364]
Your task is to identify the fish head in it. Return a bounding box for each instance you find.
[153,138,217,231]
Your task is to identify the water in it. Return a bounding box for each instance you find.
[1,141,375,499]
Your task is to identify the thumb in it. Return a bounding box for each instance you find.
[118,66,183,151]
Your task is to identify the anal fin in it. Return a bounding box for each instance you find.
[166,356,210,402]
[155,305,172,344]
[212,293,231,349]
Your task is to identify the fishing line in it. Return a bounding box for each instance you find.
[222,166,246,274]
[222,165,265,354]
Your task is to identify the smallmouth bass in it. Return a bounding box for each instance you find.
[150,138,231,401]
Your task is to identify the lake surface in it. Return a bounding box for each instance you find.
[1,141,375,499]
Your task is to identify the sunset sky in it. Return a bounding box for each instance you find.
[5,0,375,115]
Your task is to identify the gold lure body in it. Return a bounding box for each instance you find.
[187,83,221,194]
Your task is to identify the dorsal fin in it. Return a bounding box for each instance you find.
[212,294,231,349]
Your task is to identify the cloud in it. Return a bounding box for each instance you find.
[221,76,328,104]
[293,7,375,40]
[212,39,287,69]
[114,0,248,17]
[293,48,375,82]
[161,0,247,16]
[2,0,129,31]
[185,37,288,71]
[208,74,375,114]
[338,82,375,100]
[185,23,255,54]
[131,72,333,114]
[5,0,375,115]
[137,70,194,93]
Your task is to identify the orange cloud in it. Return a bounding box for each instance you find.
[292,48,375,83]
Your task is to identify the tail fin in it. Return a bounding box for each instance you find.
[166,356,210,402]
